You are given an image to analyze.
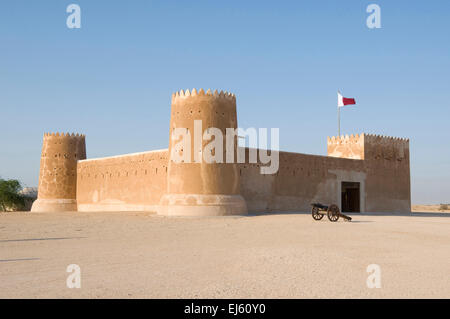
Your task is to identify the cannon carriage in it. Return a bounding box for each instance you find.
[310,203,352,222]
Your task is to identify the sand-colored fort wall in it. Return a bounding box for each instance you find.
[72,134,411,212]
[75,148,367,213]
[240,132,410,214]
[239,148,366,213]
[35,91,410,214]
[327,134,410,212]
[76,149,168,212]
[74,134,410,214]
[327,134,365,160]
[31,132,86,212]
[158,89,247,216]
[77,147,363,214]
[362,134,410,212]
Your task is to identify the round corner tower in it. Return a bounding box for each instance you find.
[31,132,86,212]
[158,88,247,216]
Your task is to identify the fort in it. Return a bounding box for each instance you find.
[31,89,411,215]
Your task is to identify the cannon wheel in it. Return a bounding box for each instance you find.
[311,206,324,220]
[327,204,340,222]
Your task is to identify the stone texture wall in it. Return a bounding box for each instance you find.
[74,138,410,213]
[158,89,247,216]
[328,134,365,160]
[165,89,240,195]
[31,132,86,212]
[327,133,410,212]
[69,89,409,215]
[76,150,168,212]
[239,148,366,213]
[36,133,86,199]
[362,134,411,212]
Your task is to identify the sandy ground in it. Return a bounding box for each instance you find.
[0,210,449,299]
[412,204,450,213]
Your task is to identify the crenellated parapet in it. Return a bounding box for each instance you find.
[362,133,409,143]
[31,132,86,212]
[169,89,238,135]
[363,134,409,162]
[327,133,409,162]
[327,134,365,160]
[171,88,236,104]
[327,133,365,144]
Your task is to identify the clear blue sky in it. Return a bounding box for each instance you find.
[1,0,449,204]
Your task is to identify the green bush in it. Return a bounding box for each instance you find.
[0,178,26,212]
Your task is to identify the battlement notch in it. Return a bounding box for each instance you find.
[171,88,236,105]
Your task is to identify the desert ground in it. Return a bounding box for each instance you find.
[412,204,450,213]
[0,209,449,298]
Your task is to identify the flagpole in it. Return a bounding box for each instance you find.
[337,90,341,137]
[338,105,340,137]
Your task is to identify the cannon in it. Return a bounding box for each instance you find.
[310,203,352,222]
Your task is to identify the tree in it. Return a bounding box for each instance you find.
[0,178,25,212]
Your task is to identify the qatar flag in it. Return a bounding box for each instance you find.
[337,91,356,107]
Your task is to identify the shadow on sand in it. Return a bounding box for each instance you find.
[246,211,450,218]
[0,237,86,243]
[0,258,40,262]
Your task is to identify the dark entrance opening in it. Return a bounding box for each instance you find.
[341,182,360,212]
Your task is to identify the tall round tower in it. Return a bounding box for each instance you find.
[31,132,86,212]
[158,89,247,216]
